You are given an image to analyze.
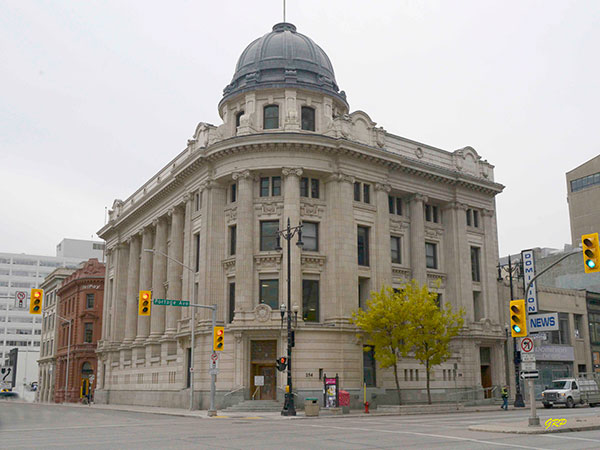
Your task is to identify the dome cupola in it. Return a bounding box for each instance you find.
[220,23,347,109]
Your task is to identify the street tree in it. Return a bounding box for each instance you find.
[351,286,411,405]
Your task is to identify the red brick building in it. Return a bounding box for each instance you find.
[54,258,105,403]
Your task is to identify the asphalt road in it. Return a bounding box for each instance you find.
[1,402,600,449]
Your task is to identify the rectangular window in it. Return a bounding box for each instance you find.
[354,182,361,201]
[425,205,440,223]
[260,177,270,197]
[264,105,279,129]
[388,195,394,214]
[301,106,315,131]
[363,345,376,387]
[471,246,481,282]
[260,220,279,251]
[229,225,236,256]
[300,178,309,197]
[194,191,201,211]
[357,226,370,266]
[425,242,438,269]
[230,184,236,203]
[388,196,403,215]
[466,209,472,227]
[228,282,235,324]
[302,279,319,322]
[434,293,442,308]
[574,314,583,338]
[473,291,483,321]
[473,210,479,228]
[358,277,370,310]
[194,233,200,272]
[259,279,279,310]
[391,236,401,264]
[84,323,93,343]
[396,198,402,216]
[363,184,370,204]
[272,176,281,196]
[302,222,318,252]
[86,293,94,309]
[311,179,320,199]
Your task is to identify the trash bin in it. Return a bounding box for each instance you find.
[305,397,320,416]
[339,390,350,414]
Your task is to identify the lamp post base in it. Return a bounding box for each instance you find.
[514,393,525,408]
[207,409,217,417]
[281,394,297,416]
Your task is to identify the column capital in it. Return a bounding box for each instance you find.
[326,172,354,184]
[152,215,168,227]
[481,208,495,218]
[281,167,303,178]
[410,193,428,203]
[374,182,391,193]
[199,178,219,191]
[232,169,252,181]
[443,201,468,211]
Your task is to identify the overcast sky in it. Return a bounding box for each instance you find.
[1,0,598,257]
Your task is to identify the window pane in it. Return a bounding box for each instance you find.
[264,105,279,129]
[354,182,361,201]
[395,198,402,215]
[260,221,279,251]
[425,242,437,269]
[84,323,93,343]
[260,177,270,197]
[272,176,281,196]
[300,178,309,197]
[473,210,479,228]
[228,282,235,323]
[301,106,315,131]
[86,294,94,309]
[388,195,394,214]
[229,225,236,256]
[302,279,319,322]
[236,110,244,128]
[358,226,369,266]
[471,247,480,282]
[363,184,370,203]
[391,236,401,264]
[311,179,320,199]
[259,279,279,309]
[466,209,472,226]
[303,222,318,251]
[230,184,236,203]
[425,205,431,222]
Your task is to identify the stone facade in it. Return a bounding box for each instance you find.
[54,259,104,403]
[96,23,505,409]
[567,154,600,246]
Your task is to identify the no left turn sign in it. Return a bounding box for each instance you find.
[520,337,534,353]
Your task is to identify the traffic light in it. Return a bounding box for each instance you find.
[509,299,527,338]
[213,326,224,351]
[138,290,151,316]
[30,289,43,314]
[276,356,288,372]
[582,233,600,274]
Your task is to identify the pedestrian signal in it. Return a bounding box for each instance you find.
[510,299,527,338]
[213,326,224,351]
[582,233,600,274]
[30,289,43,314]
[138,290,151,316]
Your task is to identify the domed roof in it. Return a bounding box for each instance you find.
[220,23,347,108]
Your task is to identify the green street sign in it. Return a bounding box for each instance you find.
[153,299,190,307]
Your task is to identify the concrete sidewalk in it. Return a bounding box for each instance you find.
[469,415,600,434]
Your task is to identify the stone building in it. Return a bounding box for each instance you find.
[38,267,75,403]
[96,22,505,409]
[567,154,600,246]
[54,259,104,403]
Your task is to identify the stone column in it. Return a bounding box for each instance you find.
[181,192,194,321]
[443,202,469,312]
[282,168,303,313]
[373,183,392,290]
[135,226,154,343]
[323,172,358,321]
[100,249,112,342]
[233,170,254,316]
[482,207,500,321]
[122,234,141,345]
[149,216,168,341]
[165,206,185,337]
[111,243,129,345]
[409,194,427,285]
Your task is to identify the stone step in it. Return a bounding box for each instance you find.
[223,400,283,412]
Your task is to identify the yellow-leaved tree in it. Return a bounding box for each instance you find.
[352,281,465,405]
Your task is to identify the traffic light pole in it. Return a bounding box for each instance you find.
[143,248,217,415]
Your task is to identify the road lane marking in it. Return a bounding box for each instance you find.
[296,423,548,449]
[544,434,600,443]
[0,420,187,433]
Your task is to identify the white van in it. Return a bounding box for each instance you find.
[541,378,599,408]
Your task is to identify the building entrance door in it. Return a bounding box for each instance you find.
[250,340,277,400]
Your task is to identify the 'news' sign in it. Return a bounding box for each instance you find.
[528,313,559,332]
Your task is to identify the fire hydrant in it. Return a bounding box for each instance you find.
[364,401,370,414]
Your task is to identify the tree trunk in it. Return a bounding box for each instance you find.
[426,360,431,404]
[393,361,401,405]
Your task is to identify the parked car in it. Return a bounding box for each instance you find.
[541,378,599,408]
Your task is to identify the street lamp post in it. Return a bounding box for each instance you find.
[56,314,72,403]
[143,248,217,415]
[275,218,303,416]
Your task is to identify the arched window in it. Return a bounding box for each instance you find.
[301,106,315,131]
[235,110,244,128]
[263,105,279,130]
[81,362,93,376]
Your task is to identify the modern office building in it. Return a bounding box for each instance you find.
[96,22,505,409]
[567,154,600,246]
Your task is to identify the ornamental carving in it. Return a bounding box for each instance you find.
[232,170,251,181]
[301,255,326,271]
[254,254,282,270]
[390,218,409,232]
[300,202,324,218]
[222,257,236,275]
[415,147,424,159]
[255,202,283,217]
[282,167,303,178]
[224,207,237,222]
[374,183,391,193]
[425,227,443,238]
[427,273,446,288]
[255,303,272,322]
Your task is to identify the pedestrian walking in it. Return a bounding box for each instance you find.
[501,385,509,410]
